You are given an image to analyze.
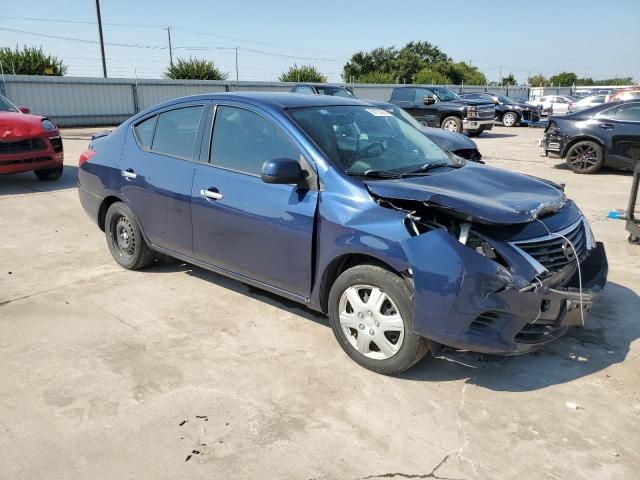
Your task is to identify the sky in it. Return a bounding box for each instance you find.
[1,0,639,84]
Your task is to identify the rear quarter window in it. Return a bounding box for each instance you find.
[134,115,157,149]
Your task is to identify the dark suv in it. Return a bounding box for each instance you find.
[389,86,495,136]
[460,92,541,127]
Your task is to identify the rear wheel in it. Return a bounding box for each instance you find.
[566,141,604,174]
[502,112,518,127]
[441,116,462,133]
[328,264,429,375]
[104,202,155,270]
[34,165,63,181]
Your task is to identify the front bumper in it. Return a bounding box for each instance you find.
[463,119,494,132]
[0,135,64,175]
[403,230,608,355]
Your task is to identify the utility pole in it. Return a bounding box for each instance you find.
[95,0,107,78]
[165,26,173,67]
[235,47,239,81]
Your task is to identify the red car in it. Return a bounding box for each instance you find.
[0,94,64,180]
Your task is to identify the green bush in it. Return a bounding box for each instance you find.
[0,45,67,76]
[279,64,326,83]
[164,57,227,80]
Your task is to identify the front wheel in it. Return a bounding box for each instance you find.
[34,165,63,181]
[502,112,518,127]
[104,202,155,270]
[328,265,429,375]
[566,141,604,174]
[441,116,463,133]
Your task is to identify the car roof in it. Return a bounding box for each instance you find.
[144,91,366,113]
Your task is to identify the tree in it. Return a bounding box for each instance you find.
[414,68,450,85]
[164,57,227,80]
[0,45,67,76]
[343,47,397,81]
[353,72,397,84]
[549,71,577,86]
[430,62,486,85]
[528,74,547,87]
[279,64,326,83]
[500,73,517,86]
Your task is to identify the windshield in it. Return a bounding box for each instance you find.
[497,95,515,104]
[314,86,356,98]
[432,87,459,102]
[289,105,453,176]
[0,95,18,112]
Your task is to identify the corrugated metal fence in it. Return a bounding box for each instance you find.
[1,74,532,127]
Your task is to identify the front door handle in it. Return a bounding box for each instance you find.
[200,188,223,200]
[599,123,614,130]
[121,168,137,179]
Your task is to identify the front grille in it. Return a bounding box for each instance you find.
[513,220,587,274]
[515,319,566,344]
[0,138,47,155]
[476,105,495,119]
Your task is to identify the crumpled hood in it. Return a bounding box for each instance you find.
[364,162,566,224]
[0,112,45,139]
[421,127,477,152]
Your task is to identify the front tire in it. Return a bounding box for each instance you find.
[328,265,429,375]
[34,165,63,181]
[502,112,518,127]
[104,202,155,270]
[441,116,463,133]
[566,141,604,174]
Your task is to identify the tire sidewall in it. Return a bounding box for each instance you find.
[441,116,462,133]
[105,203,148,269]
[566,141,603,174]
[328,265,426,375]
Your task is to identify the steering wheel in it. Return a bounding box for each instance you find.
[357,141,385,159]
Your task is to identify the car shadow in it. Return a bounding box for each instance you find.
[552,162,634,175]
[0,165,79,195]
[142,260,636,392]
[475,132,518,139]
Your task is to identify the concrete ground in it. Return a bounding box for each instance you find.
[0,125,638,480]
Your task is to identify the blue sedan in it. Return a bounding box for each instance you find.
[78,93,607,375]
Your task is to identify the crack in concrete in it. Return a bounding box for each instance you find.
[0,288,59,307]
[456,381,479,479]
[361,454,463,480]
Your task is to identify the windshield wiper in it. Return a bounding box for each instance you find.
[345,169,404,179]
[400,162,453,176]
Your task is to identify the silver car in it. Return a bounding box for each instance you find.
[567,95,607,113]
[527,95,577,116]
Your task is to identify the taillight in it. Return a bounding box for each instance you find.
[78,149,96,167]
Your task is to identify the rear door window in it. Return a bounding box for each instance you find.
[615,104,640,122]
[293,86,315,95]
[134,115,157,149]
[150,106,204,159]
[391,88,414,101]
[210,106,299,176]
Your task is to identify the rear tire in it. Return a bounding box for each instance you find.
[502,111,518,127]
[104,202,155,270]
[328,264,429,375]
[441,116,463,133]
[566,141,604,174]
[34,165,63,181]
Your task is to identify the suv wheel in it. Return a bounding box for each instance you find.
[441,116,462,133]
[328,265,429,375]
[104,202,156,270]
[566,141,604,174]
[34,165,63,181]
[502,112,518,127]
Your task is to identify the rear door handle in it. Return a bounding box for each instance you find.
[121,169,137,179]
[599,123,614,130]
[200,188,223,200]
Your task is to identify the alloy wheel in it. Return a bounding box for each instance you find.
[568,144,599,171]
[443,119,458,132]
[338,284,405,360]
[503,112,516,126]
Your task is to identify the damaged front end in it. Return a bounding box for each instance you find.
[374,193,608,355]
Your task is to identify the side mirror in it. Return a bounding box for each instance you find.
[18,106,31,114]
[423,95,436,105]
[261,158,306,186]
